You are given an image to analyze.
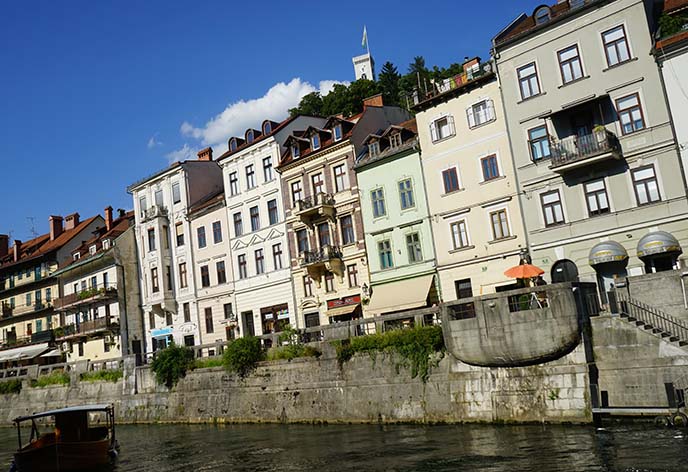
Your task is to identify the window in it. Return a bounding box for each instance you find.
[296,229,309,254]
[45,288,51,302]
[197,227,207,248]
[102,239,110,250]
[399,179,415,209]
[162,225,169,250]
[528,126,551,161]
[347,264,359,288]
[616,93,645,135]
[151,268,159,292]
[317,222,331,247]
[26,293,32,306]
[303,276,313,297]
[263,156,273,182]
[246,130,254,143]
[89,245,97,256]
[292,144,300,158]
[333,125,342,141]
[517,63,540,100]
[250,206,260,232]
[200,265,210,287]
[35,290,42,307]
[155,189,163,207]
[139,196,147,217]
[172,182,181,204]
[535,6,550,24]
[389,133,402,149]
[179,262,188,288]
[311,134,321,151]
[291,181,303,207]
[233,212,243,237]
[442,167,460,193]
[311,173,324,195]
[263,121,272,134]
[224,303,233,320]
[149,312,155,329]
[481,155,500,181]
[212,221,222,244]
[632,165,661,205]
[238,254,247,279]
[102,272,109,289]
[558,45,583,84]
[165,310,173,328]
[205,308,214,334]
[175,223,184,246]
[406,233,423,263]
[584,180,610,216]
[183,302,191,323]
[90,276,97,288]
[368,141,380,157]
[333,164,347,192]
[371,188,386,218]
[541,191,565,226]
[147,228,156,252]
[229,138,238,152]
[246,164,256,189]
[451,220,469,249]
[490,209,511,240]
[267,199,279,225]
[378,240,393,269]
[216,261,227,284]
[602,25,631,67]
[272,243,283,270]
[255,249,265,275]
[325,272,335,292]
[430,115,455,142]
[467,100,495,128]
[340,215,355,245]
[229,172,239,196]
[455,279,473,299]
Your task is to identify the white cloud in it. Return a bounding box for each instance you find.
[165,143,195,165]
[147,134,163,149]
[179,78,345,155]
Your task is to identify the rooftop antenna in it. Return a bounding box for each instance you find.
[26,217,38,239]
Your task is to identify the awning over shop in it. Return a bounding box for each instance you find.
[40,349,62,358]
[327,304,360,318]
[366,274,435,316]
[589,240,629,266]
[0,343,49,363]
[637,231,682,258]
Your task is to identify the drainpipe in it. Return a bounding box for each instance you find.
[415,142,442,302]
[490,44,533,265]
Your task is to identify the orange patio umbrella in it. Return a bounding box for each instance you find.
[504,264,545,279]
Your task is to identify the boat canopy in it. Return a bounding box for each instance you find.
[13,404,112,423]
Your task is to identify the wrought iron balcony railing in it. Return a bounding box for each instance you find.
[550,130,621,171]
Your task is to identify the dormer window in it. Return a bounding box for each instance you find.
[292,144,300,158]
[263,122,272,135]
[369,141,380,157]
[333,125,343,141]
[246,130,254,143]
[535,7,551,24]
[389,133,402,149]
[102,239,111,250]
[73,253,81,261]
[229,138,237,152]
[311,134,321,151]
[89,245,97,256]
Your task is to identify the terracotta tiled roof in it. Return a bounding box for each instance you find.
[657,29,688,49]
[277,120,355,169]
[664,0,688,13]
[355,120,419,169]
[64,212,133,268]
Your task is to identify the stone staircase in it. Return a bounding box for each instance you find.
[614,293,688,347]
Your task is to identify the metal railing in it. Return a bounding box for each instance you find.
[296,192,335,212]
[413,62,492,104]
[0,300,52,318]
[550,130,620,168]
[143,205,168,221]
[56,317,117,339]
[615,292,688,344]
[301,245,342,266]
[53,282,118,310]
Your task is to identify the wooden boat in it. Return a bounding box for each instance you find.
[10,404,119,472]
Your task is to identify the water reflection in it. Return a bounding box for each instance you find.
[1,423,687,471]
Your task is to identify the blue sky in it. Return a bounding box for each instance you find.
[0,0,544,242]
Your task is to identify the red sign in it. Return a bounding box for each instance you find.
[327,295,361,309]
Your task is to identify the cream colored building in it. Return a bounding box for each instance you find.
[414,60,527,300]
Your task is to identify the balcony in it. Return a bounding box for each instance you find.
[299,245,344,280]
[295,193,336,225]
[549,130,621,173]
[54,284,118,311]
[142,205,168,222]
[55,317,118,340]
[1,301,52,318]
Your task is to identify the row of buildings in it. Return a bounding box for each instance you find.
[1,0,687,366]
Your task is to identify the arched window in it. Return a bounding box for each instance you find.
[246,130,254,143]
[535,6,551,25]
[229,138,237,152]
[263,122,272,135]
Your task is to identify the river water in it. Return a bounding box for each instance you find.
[1,423,687,471]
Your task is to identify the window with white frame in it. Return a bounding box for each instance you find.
[333,164,347,192]
[389,133,402,149]
[311,134,321,151]
[398,179,415,210]
[333,125,342,141]
[262,156,273,182]
[291,180,303,207]
[311,173,324,195]
[291,144,300,158]
[246,164,256,189]
[369,141,380,157]
[371,188,386,218]
[467,100,495,128]
[451,220,469,249]
[541,190,565,227]
[517,63,541,100]
[430,115,455,142]
[406,233,423,263]
[378,240,393,269]
[229,172,239,196]
[172,182,181,204]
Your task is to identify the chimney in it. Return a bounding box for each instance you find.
[104,206,113,232]
[13,240,21,263]
[117,208,126,218]
[197,147,213,161]
[49,215,64,241]
[462,56,481,70]
[362,93,383,109]
[0,235,8,258]
[65,213,80,231]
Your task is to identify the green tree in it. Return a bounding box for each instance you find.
[223,336,265,378]
[289,91,323,117]
[151,343,195,388]
[377,61,401,106]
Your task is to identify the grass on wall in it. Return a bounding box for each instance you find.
[80,369,123,383]
[0,379,22,394]
[31,372,70,388]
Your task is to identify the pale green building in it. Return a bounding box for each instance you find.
[354,120,439,316]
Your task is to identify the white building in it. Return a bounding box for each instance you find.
[128,148,223,352]
[216,116,326,338]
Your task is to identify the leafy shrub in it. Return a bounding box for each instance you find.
[222,336,265,378]
[193,357,224,369]
[267,344,321,361]
[0,379,22,394]
[332,325,445,382]
[31,372,70,388]
[80,369,123,383]
[151,343,195,388]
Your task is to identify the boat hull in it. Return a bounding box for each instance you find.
[14,439,112,472]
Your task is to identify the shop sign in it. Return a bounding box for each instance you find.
[327,295,361,310]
